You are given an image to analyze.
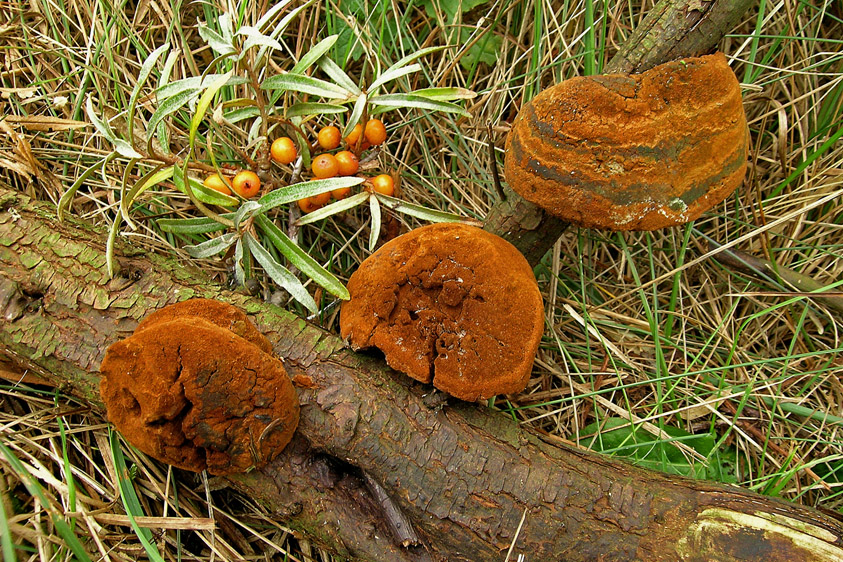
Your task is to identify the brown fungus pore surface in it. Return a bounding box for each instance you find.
[340,223,543,401]
[504,52,749,231]
[100,299,298,475]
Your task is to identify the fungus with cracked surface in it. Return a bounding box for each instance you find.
[100,299,299,475]
[340,223,544,401]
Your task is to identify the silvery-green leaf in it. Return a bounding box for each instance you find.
[369,193,381,252]
[244,234,318,312]
[185,232,237,258]
[295,191,368,225]
[158,215,231,234]
[189,71,233,148]
[198,21,236,56]
[233,200,263,226]
[156,75,246,100]
[86,96,117,143]
[58,153,115,221]
[258,177,365,211]
[256,0,315,64]
[172,166,239,207]
[375,193,477,224]
[285,102,347,118]
[291,35,338,74]
[342,93,367,138]
[237,25,284,55]
[255,0,292,31]
[233,238,246,287]
[127,43,169,146]
[318,57,361,95]
[407,87,477,101]
[256,215,349,300]
[368,63,421,92]
[147,89,199,136]
[113,139,143,159]
[261,73,351,99]
[369,94,471,117]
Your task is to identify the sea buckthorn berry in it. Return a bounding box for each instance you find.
[271,137,297,165]
[364,119,387,146]
[310,191,332,207]
[344,123,363,147]
[331,186,352,200]
[312,153,339,179]
[232,170,261,198]
[317,126,342,150]
[203,174,232,196]
[370,174,395,196]
[335,150,359,176]
[298,197,321,214]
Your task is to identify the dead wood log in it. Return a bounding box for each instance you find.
[2,190,843,561]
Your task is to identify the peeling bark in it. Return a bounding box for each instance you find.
[2,189,843,561]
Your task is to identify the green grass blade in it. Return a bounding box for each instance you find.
[108,432,165,562]
[256,215,350,300]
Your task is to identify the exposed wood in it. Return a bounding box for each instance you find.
[2,189,842,561]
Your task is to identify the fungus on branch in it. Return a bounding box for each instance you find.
[340,223,544,401]
[100,299,299,475]
[504,52,748,231]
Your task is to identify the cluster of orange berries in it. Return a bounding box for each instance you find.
[201,118,395,212]
[271,118,395,213]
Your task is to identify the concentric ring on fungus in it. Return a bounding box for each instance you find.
[100,299,298,475]
[340,223,544,401]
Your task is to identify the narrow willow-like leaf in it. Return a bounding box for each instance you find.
[185,232,237,258]
[147,89,199,141]
[285,102,347,118]
[158,216,230,234]
[57,153,116,221]
[109,432,166,562]
[172,167,239,207]
[291,35,338,74]
[368,63,421,93]
[255,0,315,64]
[224,106,260,123]
[232,200,263,227]
[113,138,144,159]
[384,45,449,76]
[156,75,246,101]
[238,25,284,55]
[369,193,381,252]
[127,43,169,147]
[106,214,120,279]
[261,73,350,99]
[343,93,367,138]
[295,191,368,225]
[233,238,246,287]
[85,95,117,143]
[256,215,349,300]
[121,164,171,228]
[375,193,476,224]
[255,0,292,31]
[189,71,233,148]
[318,57,361,95]
[369,94,471,117]
[257,177,364,211]
[407,87,477,101]
[0,444,93,562]
[244,234,318,312]
[198,21,236,56]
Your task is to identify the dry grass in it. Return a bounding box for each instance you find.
[1,0,842,560]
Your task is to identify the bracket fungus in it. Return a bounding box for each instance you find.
[100,299,299,475]
[504,52,749,231]
[340,223,544,401]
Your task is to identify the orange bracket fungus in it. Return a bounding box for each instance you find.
[99,299,299,475]
[504,52,749,231]
[340,223,544,401]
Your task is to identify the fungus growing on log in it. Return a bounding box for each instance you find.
[504,52,748,230]
[340,223,543,401]
[100,299,299,475]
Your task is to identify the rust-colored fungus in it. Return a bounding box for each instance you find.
[100,300,298,475]
[340,223,544,401]
[504,52,748,231]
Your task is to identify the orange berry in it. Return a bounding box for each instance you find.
[331,186,352,200]
[344,123,363,147]
[364,119,387,146]
[317,126,341,150]
[271,137,297,165]
[298,197,321,213]
[310,191,332,207]
[370,174,394,196]
[335,150,359,176]
[203,174,232,195]
[311,153,339,179]
[231,170,261,198]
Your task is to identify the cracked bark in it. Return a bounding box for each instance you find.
[484,0,758,266]
[3,191,843,561]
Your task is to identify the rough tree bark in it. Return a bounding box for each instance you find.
[484,0,758,266]
[2,190,843,561]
